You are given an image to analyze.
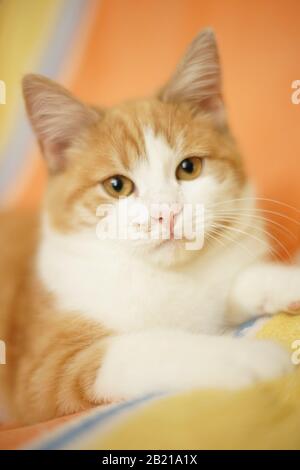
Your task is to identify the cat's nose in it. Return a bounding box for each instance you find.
[150,203,182,221]
[150,203,183,234]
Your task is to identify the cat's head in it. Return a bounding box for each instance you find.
[23,29,248,266]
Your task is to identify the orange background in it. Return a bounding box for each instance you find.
[17,0,300,254]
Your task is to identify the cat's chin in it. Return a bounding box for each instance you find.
[135,237,203,268]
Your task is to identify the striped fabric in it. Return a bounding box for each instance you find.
[0,0,94,207]
[27,314,300,450]
[29,394,162,450]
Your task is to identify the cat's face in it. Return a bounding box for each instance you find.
[23,29,247,266]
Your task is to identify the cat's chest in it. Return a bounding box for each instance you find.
[38,237,251,334]
[90,260,230,333]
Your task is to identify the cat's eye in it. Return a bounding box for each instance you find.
[176,157,203,181]
[102,175,134,198]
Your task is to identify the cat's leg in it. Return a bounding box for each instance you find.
[13,323,292,423]
[93,330,292,402]
[11,314,111,424]
[229,262,300,323]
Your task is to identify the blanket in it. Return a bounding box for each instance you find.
[14,313,298,450]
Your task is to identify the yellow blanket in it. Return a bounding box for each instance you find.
[30,314,300,450]
[96,314,300,450]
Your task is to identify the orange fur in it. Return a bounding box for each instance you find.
[0,212,111,423]
[0,30,248,424]
[41,98,245,233]
[0,111,244,424]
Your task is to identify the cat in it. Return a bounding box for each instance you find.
[0,29,299,424]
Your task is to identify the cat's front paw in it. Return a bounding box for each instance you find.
[260,293,300,316]
[230,264,300,320]
[286,301,300,314]
[221,340,293,389]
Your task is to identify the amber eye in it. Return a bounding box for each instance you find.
[102,175,134,198]
[176,157,203,181]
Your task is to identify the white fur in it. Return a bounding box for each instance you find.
[97,128,246,260]
[38,209,265,335]
[231,262,300,320]
[93,331,292,400]
[37,130,296,399]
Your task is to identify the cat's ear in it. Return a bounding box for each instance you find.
[22,74,100,173]
[159,28,225,127]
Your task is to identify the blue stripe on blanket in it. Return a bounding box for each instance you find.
[235,318,259,337]
[31,393,162,450]
[234,315,270,337]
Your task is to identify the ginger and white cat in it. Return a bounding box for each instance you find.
[0,29,299,424]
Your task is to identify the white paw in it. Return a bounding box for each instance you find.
[212,340,293,389]
[231,264,300,319]
[261,295,300,315]
[258,268,300,315]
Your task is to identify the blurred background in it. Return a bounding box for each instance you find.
[0,0,299,255]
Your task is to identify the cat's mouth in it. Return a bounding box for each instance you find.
[125,216,205,253]
[151,233,203,253]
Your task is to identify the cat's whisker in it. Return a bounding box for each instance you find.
[204,231,227,249]
[211,221,288,261]
[206,214,291,259]
[208,225,256,259]
[206,212,297,240]
[209,218,272,253]
[208,207,300,228]
[215,217,291,261]
[209,197,300,214]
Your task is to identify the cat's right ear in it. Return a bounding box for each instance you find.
[22,74,100,173]
[159,29,226,128]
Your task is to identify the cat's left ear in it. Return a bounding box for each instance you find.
[159,28,226,128]
[23,74,100,173]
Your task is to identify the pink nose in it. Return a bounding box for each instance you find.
[155,211,175,224]
[150,204,182,235]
